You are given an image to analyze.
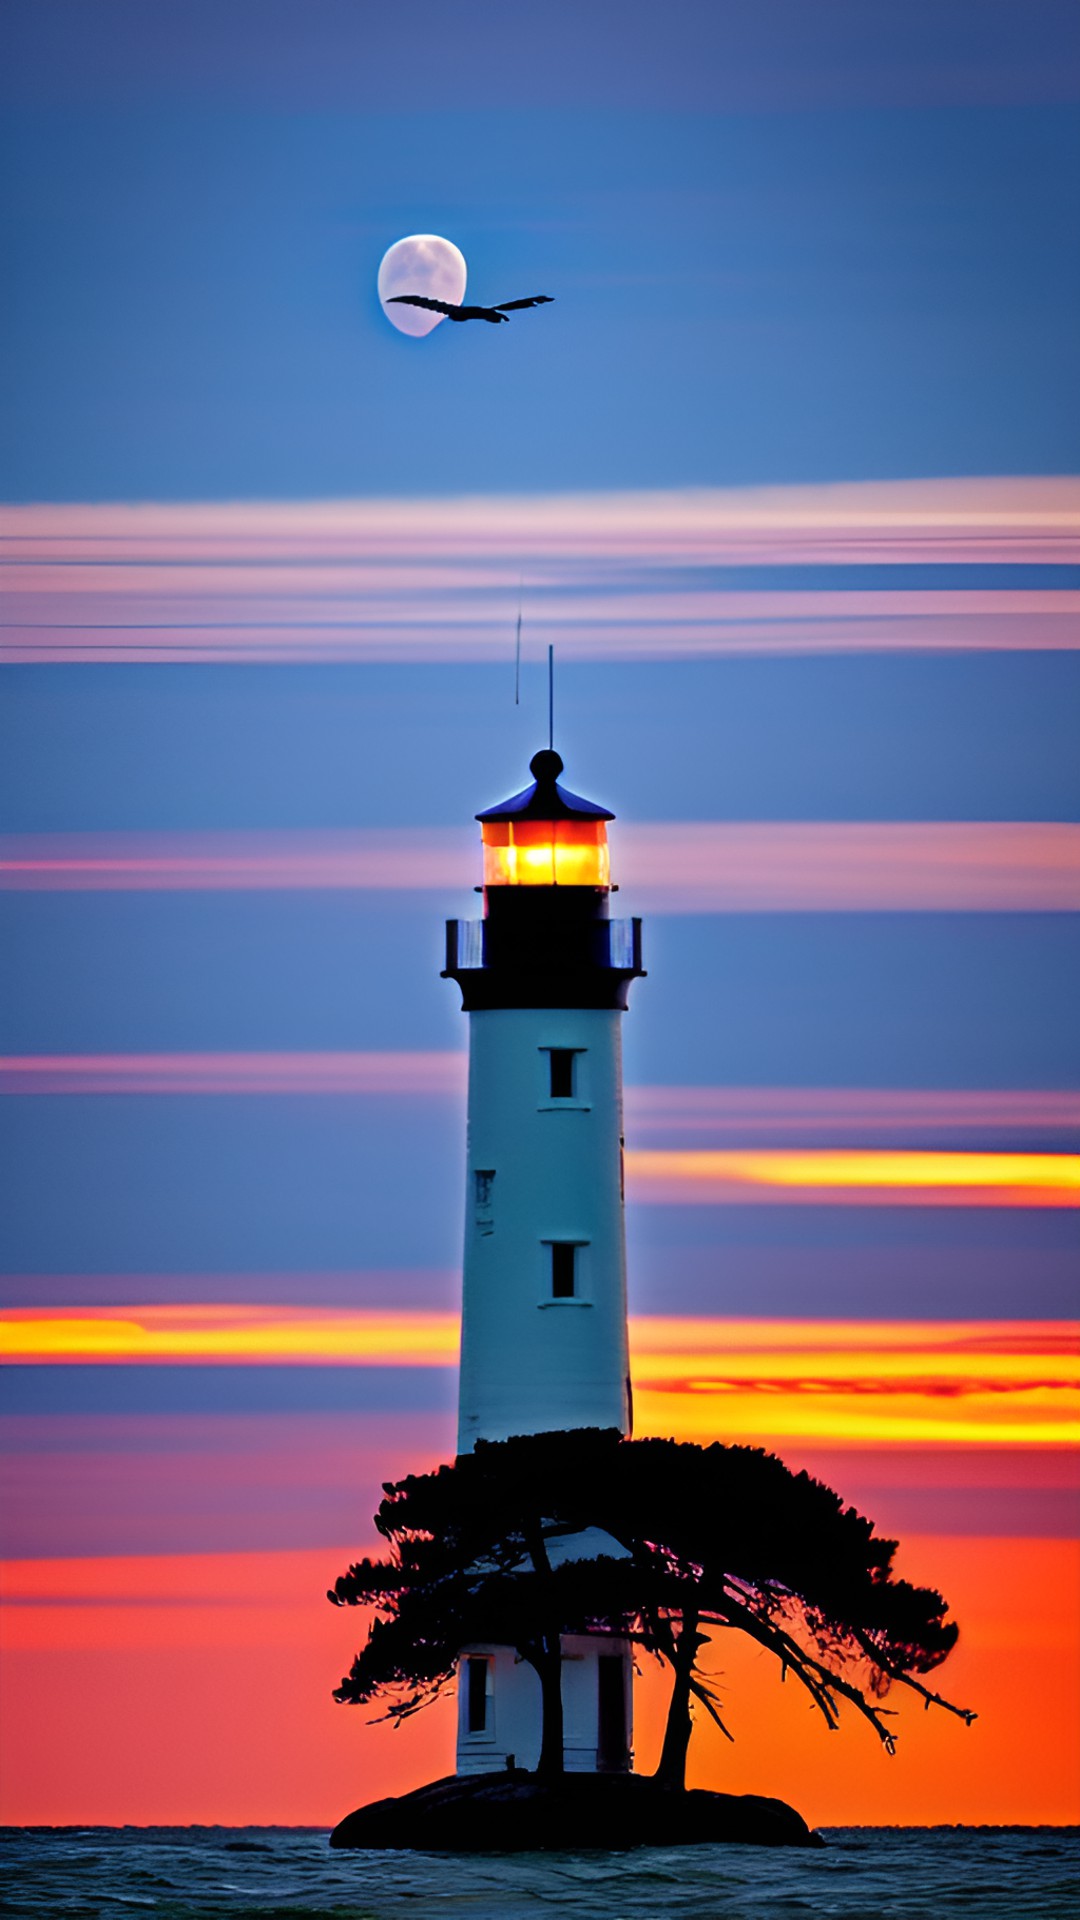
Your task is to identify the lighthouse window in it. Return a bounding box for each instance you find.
[550,1242,578,1298]
[474,1170,495,1237]
[465,1657,490,1734]
[548,1049,576,1099]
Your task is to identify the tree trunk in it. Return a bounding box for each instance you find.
[521,1520,565,1780]
[653,1609,700,1792]
[534,1640,565,1780]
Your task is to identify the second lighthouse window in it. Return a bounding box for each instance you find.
[550,1243,577,1298]
[548,1049,576,1099]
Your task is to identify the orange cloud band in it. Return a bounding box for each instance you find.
[624,1148,1080,1206]
[2,821,1077,909]
[0,1305,461,1365]
[629,1317,1080,1447]
[2,1311,1076,1448]
[2,1537,1077,1827]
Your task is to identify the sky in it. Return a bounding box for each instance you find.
[1,0,1078,1830]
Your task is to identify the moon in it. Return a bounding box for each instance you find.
[378,235,467,337]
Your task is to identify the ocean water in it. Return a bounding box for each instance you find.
[2,1827,1078,1920]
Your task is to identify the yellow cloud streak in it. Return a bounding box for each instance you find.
[0,1308,460,1364]
[629,1316,1077,1352]
[629,1318,1079,1445]
[632,1388,1079,1449]
[625,1149,1080,1204]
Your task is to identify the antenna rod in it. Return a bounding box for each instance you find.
[547,644,554,751]
[514,581,522,706]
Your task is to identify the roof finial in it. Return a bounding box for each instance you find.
[529,748,564,786]
[548,643,554,752]
[477,749,613,823]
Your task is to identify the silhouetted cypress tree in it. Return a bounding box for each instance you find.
[328,1430,973,1786]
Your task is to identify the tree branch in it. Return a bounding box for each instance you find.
[686,1672,735,1743]
[851,1627,976,1726]
[703,1588,900,1752]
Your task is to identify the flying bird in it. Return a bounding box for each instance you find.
[387,294,554,326]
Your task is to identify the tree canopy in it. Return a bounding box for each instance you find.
[329,1429,973,1784]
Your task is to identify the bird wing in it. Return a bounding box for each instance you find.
[492,295,554,312]
[387,295,459,315]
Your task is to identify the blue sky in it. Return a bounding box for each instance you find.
[1,2,1078,1495]
[3,3,1079,499]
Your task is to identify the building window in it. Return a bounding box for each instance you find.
[466,1656,490,1734]
[474,1169,495,1237]
[540,1047,585,1103]
[548,1049,576,1099]
[550,1242,577,1298]
[597,1654,629,1771]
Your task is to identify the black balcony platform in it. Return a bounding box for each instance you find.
[444,892,644,1012]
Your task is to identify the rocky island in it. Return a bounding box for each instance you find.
[329,1770,823,1851]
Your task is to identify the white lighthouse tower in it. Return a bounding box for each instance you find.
[442,747,645,1777]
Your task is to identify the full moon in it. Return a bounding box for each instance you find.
[378,234,467,337]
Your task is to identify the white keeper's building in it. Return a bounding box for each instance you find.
[442,748,645,1776]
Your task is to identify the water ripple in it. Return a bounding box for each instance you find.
[2,1826,1078,1920]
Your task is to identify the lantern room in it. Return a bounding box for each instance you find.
[444,747,643,1018]
[477,749,614,891]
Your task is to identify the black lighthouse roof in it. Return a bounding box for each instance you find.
[476,750,615,824]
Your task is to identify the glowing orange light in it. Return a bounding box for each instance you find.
[481,819,610,887]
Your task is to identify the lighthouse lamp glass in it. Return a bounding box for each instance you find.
[481,820,610,887]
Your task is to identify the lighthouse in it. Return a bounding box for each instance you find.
[442,747,645,1776]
